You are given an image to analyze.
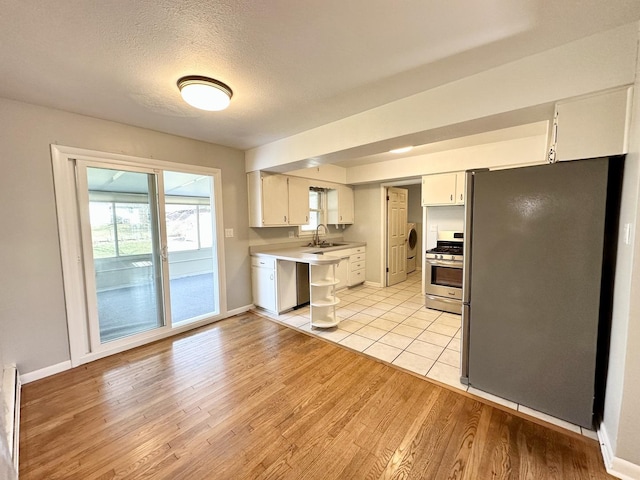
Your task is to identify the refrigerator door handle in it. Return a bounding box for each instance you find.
[462,171,475,304]
[461,303,470,384]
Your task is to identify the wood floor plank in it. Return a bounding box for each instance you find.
[19,313,615,479]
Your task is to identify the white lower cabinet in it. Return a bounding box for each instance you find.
[251,257,296,314]
[310,263,340,328]
[347,246,366,287]
[335,255,349,290]
[251,257,277,312]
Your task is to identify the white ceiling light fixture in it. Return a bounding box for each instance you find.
[177,75,233,111]
[389,146,413,154]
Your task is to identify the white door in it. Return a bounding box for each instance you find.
[387,187,408,286]
[53,148,225,365]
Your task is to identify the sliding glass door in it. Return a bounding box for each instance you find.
[163,171,219,324]
[82,166,165,345]
[76,161,220,351]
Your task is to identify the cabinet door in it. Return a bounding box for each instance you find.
[455,173,465,205]
[328,185,354,224]
[288,177,310,225]
[251,265,276,312]
[262,175,289,225]
[339,185,354,224]
[555,87,631,161]
[335,257,349,290]
[421,173,456,206]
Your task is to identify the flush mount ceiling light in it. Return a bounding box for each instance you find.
[389,146,413,154]
[177,75,233,111]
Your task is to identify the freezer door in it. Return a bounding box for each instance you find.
[467,158,611,428]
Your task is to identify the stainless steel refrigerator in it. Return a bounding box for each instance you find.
[461,156,623,428]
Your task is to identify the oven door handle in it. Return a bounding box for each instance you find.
[425,259,463,268]
[425,294,461,304]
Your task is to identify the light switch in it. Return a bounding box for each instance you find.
[225,228,234,238]
[624,223,632,245]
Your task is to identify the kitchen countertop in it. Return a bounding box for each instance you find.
[250,241,366,265]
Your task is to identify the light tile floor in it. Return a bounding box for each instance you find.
[255,271,596,440]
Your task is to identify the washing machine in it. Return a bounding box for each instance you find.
[407,223,418,273]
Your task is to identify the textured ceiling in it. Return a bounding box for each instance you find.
[1,1,639,151]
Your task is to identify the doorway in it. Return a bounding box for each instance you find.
[52,146,226,366]
[386,187,408,286]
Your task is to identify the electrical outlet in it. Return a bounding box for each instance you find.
[224,228,234,238]
[288,231,295,238]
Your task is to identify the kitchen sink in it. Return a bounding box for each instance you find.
[315,242,348,248]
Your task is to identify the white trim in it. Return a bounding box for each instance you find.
[364,281,383,288]
[598,424,640,480]
[226,304,253,317]
[50,144,228,367]
[20,361,72,384]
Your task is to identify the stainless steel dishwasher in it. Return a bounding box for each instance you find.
[295,262,310,308]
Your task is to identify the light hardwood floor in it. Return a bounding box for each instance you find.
[20,313,613,479]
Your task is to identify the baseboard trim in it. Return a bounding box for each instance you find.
[20,360,72,384]
[19,305,255,384]
[598,423,640,480]
[364,281,383,288]
[227,304,253,316]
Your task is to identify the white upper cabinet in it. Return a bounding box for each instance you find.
[422,172,465,206]
[327,185,354,224]
[553,87,632,162]
[248,171,289,227]
[287,176,310,225]
[248,172,312,227]
[455,172,465,205]
[261,174,289,225]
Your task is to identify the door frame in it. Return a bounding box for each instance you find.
[386,186,408,286]
[51,145,227,367]
[379,179,422,287]
[76,160,170,354]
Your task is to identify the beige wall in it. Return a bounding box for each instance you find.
[344,184,383,285]
[602,23,640,468]
[0,98,250,375]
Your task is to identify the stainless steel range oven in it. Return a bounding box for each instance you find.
[425,231,463,314]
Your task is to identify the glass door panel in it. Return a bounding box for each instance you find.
[163,171,219,324]
[85,167,165,343]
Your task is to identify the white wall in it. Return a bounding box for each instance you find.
[286,164,347,184]
[246,23,637,172]
[425,206,465,250]
[601,24,640,474]
[0,98,250,375]
[343,184,383,285]
[347,133,548,184]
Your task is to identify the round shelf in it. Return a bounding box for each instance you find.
[311,317,340,328]
[310,278,340,287]
[310,297,341,308]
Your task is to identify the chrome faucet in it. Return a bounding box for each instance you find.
[314,224,327,246]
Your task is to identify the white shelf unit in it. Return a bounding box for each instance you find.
[310,263,340,328]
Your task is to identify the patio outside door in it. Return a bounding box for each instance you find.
[76,162,220,352]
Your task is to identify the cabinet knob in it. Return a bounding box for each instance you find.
[284,215,287,222]
[450,194,453,201]
[460,194,463,201]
